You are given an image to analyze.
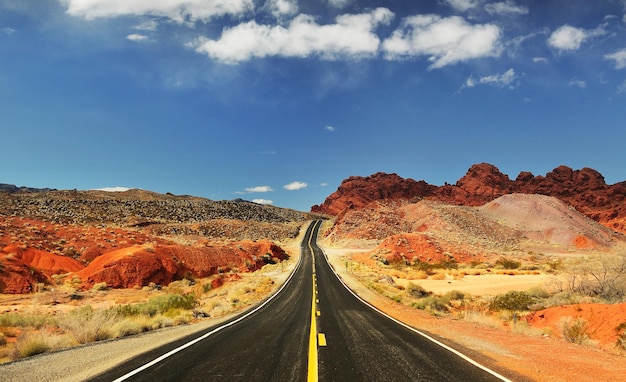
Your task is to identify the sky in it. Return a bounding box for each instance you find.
[1,0,626,212]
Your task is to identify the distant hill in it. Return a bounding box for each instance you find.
[0,187,315,293]
[312,163,626,234]
[0,183,56,193]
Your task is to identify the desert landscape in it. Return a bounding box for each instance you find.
[2,163,626,381]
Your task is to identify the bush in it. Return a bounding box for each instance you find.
[406,283,431,298]
[60,306,116,344]
[112,319,143,338]
[560,317,589,344]
[0,312,53,328]
[113,293,197,318]
[13,332,51,359]
[489,291,534,312]
[495,257,521,270]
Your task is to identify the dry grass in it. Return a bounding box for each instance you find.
[0,254,296,364]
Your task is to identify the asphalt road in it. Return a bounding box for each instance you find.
[92,220,510,382]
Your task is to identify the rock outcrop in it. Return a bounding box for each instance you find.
[0,188,309,294]
[312,163,626,234]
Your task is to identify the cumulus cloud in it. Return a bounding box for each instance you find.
[382,15,501,69]
[2,27,15,35]
[61,0,254,23]
[264,0,298,19]
[533,57,548,63]
[246,185,273,193]
[283,181,307,190]
[252,198,273,205]
[324,125,336,132]
[464,68,517,88]
[127,33,149,42]
[191,8,393,63]
[547,24,605,52]
[485,1,528,16]
[605,48,626,69]
[443,0,479,12]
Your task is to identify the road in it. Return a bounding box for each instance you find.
[92,220,510,381]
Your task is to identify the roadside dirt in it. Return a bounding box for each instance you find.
[323,247,626,382]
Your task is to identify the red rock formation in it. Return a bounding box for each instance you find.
[77,240,289,289]
[311,172,436,215]
[312,163,626,234]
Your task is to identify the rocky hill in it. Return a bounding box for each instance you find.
[0,187,315,293]
[312,163,626,234]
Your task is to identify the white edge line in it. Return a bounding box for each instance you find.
[319,246,513,382]
[112,224,309,382]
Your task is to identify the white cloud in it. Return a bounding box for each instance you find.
[61,0,254,23]
[133,20,158,31]
[618,80,626,93]
[2,27,15,35]
[252,198,273,205]
[320,182,329,187]
[92,187,131,192]
[264,0,298,19]
[246,185,273,193]
[464,68,517,89]
[547,24,606,52]
[484,1,528,16]
[283,181,307,190]
[532,57,548,63]
[605,48,626,69]
[324,125,336,132]
[568,79,587,88]
[443,0,479,12]
[382,15,501,69]
[192,8,393,63]
[567,80,587,89]
[127,33,149,42]
[547,25,586,51]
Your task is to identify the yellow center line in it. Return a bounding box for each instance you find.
[307,273,318,382]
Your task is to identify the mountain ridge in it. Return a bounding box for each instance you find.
[312,163,626,234]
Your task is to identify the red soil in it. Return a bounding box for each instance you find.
[527,303,626,349]
[0,216,289,293]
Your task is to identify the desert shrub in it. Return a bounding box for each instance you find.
[0,332,6,346]
[92,282,108,291]
[495,257,521,270]
[489,291,534,312]
[560,317,590,345]
[430,272,446,280]
[0,312,53,329]
[112,319,143,338]
[12,332,51,359]
[413,291,466,314]
[443,290,466,302]
[563,255,626,302]
[406,283,431,298]
[60,306,116,344]
[113,293,197,318]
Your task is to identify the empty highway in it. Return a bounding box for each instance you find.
[92,220,511,381]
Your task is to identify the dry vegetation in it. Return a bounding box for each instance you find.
[325,239,626,353]
[0,258,297,364]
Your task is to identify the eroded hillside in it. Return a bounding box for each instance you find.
[0,189,314,293]
[312,163,626,234]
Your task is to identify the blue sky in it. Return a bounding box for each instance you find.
[1,0,625,212]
